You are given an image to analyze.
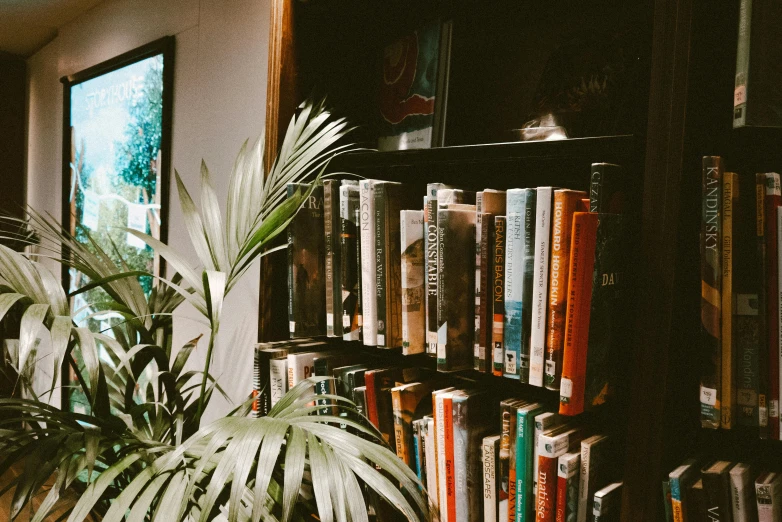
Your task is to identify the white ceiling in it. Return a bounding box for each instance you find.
[0,0,104,57]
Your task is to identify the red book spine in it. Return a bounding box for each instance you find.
[559,213,599,416]
[764,177,782,439]
[555,473,567,522]
[365,370,379,428]
[443,395,456,521]
[536,455,557,522]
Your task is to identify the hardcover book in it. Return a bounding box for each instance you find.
[287,183,326,338]
[515,403,546,522]
[324,179,345,337]
[269,356,288,408]
[577,435,610,522]
[499,398,527,519]
[359,180,378,346]
[536,426,585,522]
[545,189,587,390]
[669,458,700,522]
[483,434,502,522]
[721,172,737,429]
[475,190,507,372]
[432,387,457,513]
[437,205,477,372]
[589,163,625,214]
[287,350,331,390]
[435,390,456,522]
[560,212,599,416]
[702,461,735,522]
[592,482,623,522]
[733,0,782,128]
[391,381,435,468]
[340,183,361,341]
[530,187,555,387]
[427,188,464,354]
[755,471,782,522]
[534,412,562,497]
[253,339,313,417]
[425,415,438,508]
[401,209,426,354]
[504,189,532,380]
[700,157,723,429]
[453,390,492,522]
[729,462,756,522]
[378,20,450,150]
[690,479,708,522]
[556,451,580,522]
[493,216,508,377]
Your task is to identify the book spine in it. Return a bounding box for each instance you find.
[360,180,378,346]
[505,190,526,380]
[779,207,782,439]
[536,454,558,522]
[733,0,752,128]
[443,395,456,522]
[702,470,731,522]
[493,216,507,376]
[557,454,580,522]
[438,208,476,371]
[589,163,624,214]
[670,476,684,522]
[313,357,333,416]
[401,210,426,355]
[583,215,627,412]
[737,292,761,426]
[426,417,439,509]
[765,174,782,439]
[355,207,363,339]
[269,358,288,408]
[387,185,405,349]
[324,179,341,337]
[521,189,538,383]
[730,467,753,522]
[722,173,737,429]
[560,213,599,415]
[436,393,449,518]
[252,348,260,417]
[545,191,585,390]
[392,388,409,466]
[530,188,553,387]
[414,419,426,485]
[757,174,770,436]
[287,183,326,338]
[508,410,519,522]
[534,414,560,497]
[341,185,361,341]
[475,211,491,371]
[700,157,723,429]
[516,408,543,522]
[499,400,517,517]
[454,398,469,522]
[426,187,440,355]
[756,475,782,522]
[578,442,592,522]
[375,182,388,347]
[484,437,499,522]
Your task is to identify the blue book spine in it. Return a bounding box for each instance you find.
[516,406,545,522]
[413,430,423,482]
[504,189,526,379]
[520,189,537,384]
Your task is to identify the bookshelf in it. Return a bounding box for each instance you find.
[256,0,756,520]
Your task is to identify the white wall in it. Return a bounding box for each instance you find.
[26,0,270,422]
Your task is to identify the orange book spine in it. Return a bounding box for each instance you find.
[443,395,456,521]
[555,473,567,522]
[391,388,408,465]
[559,213,598,416]
[536,454,557,522]
[545,190,587,390]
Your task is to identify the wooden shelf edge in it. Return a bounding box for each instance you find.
[329,134,639,170]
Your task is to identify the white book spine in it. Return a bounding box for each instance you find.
[731,464,752,522]
[359,180,377,345]
[401,210,426,355]
[483,437,498,522]
[578,439,593,522]
[287,352,321,389]
[529,187,553,387]
[269,358,288,407]
[425,417,438,509]
[756,475,782,522]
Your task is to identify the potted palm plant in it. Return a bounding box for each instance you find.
[0,100,429,522]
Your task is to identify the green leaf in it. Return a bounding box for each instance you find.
[308,434,334,522]
[199,161,229,271]
[67,453,142,522]
[175,170,215,271]
[49,316,72,394]
[281,426,306,522]
[18,303,49,377]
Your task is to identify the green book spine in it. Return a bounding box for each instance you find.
[516,405,545,522]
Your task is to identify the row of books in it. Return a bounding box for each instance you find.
[287,163,628,416]
[664,458,782,522]
[698,157,782,438]
[251,344,624,522]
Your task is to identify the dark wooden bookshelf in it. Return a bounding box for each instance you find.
[258,0,781,520]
